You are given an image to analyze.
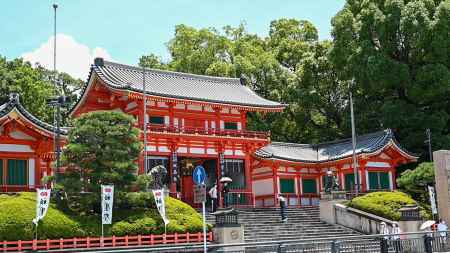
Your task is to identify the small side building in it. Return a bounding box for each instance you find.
[0,93,66,192]
[252,129,418,207]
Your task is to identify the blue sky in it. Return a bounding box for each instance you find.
[1,0,345,79]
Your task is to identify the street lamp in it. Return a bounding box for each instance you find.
[46,95,71,183]
[349,80,360,194]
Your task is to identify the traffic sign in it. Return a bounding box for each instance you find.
[194,184,207,204]
[193,165,206,185]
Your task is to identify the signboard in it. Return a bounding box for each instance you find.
[33,188,51,224]
[153,189,170,225]
[101,185,114,225]
[428,185,438,214]
[172,152,178,182]
[194,184,207,204]
[193,165,206,185]
[219,153,225,177]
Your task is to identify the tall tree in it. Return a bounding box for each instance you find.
[0,56,84,124]
[330,0,450,157]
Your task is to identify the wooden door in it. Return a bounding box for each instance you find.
[182,175,194,205]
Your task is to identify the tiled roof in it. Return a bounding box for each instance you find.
[255,129,417,163]
[81,58,285,110]
[0,93,67,135]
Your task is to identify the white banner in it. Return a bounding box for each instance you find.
[428,185,438,215]
[101,185,114,225]
[153,189,169,225]
[33,188,51,224]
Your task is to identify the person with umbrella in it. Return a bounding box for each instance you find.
[220,177,232,208]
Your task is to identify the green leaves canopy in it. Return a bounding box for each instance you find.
[330,0,450,156]
[61,111,142,194]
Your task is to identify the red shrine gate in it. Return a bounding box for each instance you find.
[70,58,284,207]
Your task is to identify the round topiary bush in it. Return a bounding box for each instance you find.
[0,192,85,240]
[347,191,417,221]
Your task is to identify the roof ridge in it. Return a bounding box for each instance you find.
[101,60,241,84]
[270,141,313,148]
[315,129,390,147]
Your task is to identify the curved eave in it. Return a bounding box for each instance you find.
[254,139,418,165]
[69,69,286,116]
[0,107,67,137]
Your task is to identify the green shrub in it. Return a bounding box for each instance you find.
[0,192,85,240]
[347,191,417,221]
[111,194,204,236]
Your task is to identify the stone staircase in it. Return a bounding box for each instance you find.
[199,206,360,243]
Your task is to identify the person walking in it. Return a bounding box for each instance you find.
[278,194,287,222]
[437,219,448,246]
[209,183,218,213]
[391,222,402,253]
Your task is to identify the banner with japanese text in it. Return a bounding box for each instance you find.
[101,185,114,225]
[152,189,169,225]
[33,188,51,224]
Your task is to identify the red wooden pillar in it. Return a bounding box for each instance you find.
[217,143,224,208]
[240,111,246,130]
[35,156,41,188]
[359,161,367,192]
[169,143,178,195]
[272,162,279,207]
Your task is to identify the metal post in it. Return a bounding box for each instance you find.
[426,129,433,162]
[52,3,59,183]
[349,83,359,195]
[424,234,433,253]
[55,103,61,182]
[142,67,148,174]
[202,189,207,253]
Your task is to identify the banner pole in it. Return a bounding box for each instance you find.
[202,197,207,253]
[35,223,38,240]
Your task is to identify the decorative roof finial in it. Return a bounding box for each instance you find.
[94,57,104,67]
[9,93,19,102]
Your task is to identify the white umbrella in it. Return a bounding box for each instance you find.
[420,220,436,230]
[219,177,233,183]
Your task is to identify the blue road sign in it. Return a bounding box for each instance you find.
[193,166,206,185]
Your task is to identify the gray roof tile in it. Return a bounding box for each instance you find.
[255,129,417,163]
[87,59,284,109]
[0,93,67,135]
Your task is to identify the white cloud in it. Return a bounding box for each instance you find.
[21,34,113,80]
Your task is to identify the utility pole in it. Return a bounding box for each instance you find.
[349,80,359,195]
[52,3,61,182]
[425,129,433,162]
[142,67,148,174]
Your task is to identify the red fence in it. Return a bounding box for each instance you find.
[0,232,213,252]
[147,124,270,139]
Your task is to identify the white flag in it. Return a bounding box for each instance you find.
[101,185,114,225]
[34,188,51,224]
[153,189,169,225]
[428,185,438,215]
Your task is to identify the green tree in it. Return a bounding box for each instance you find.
[397,162,435,204]
[330,0,450,157]
[61,111,142,212]
[0,56,84,124]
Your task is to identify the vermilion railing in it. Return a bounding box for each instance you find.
[254,193,321,207]
[0,232,213,252]
[0,184,44,192]
[147,124,270,139]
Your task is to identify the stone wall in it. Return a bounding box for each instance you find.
[434,150,450,225]
[334,203,394,234]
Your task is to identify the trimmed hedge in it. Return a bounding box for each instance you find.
[111,193,204,236]
[347,191,416,221]
[0,192,205,240]
[0,193,85,240]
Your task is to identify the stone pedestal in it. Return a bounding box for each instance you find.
[213,208,244,252]
[434,150,450,224]
[320,191,346,224]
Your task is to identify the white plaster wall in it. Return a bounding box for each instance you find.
[164,116,170,125]
[28,158,35,187]
[366,161,390,168]
[190,148,205,154]
[10,130,35,140]
[389,171,393,190]
[158,146,170,152]
[0,144,33,152]
[220,121,224,130]
[157,102,168,108]
[207,148,217,155]
[211,121,216,129]
[177,147,188,153]
[145,145,157,152]
[224,149,233,155]
[234,150,244,156]
[253,179,274,196]
[175,103,185,109]
[237,122,242,130]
